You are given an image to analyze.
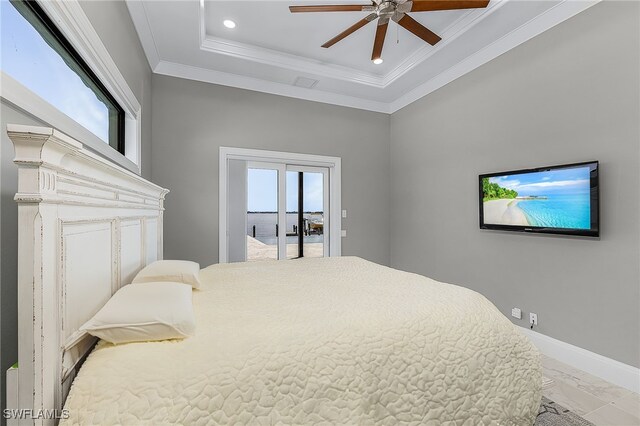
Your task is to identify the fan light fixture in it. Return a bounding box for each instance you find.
[289,1,490,63]
[223,19,236,29]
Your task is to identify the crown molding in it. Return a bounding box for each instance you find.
[198,0,384,88]
[129,0,601,115]
[153,60,391,114]
[200,35,386,87]
[389,0,601,113]
[126,0,160,69]
[198,0,507,88]
[381,0,505,85]
[198,0,384,87]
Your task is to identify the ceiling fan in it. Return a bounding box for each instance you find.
[289,0,490,64]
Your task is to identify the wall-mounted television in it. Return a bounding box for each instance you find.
[479,161,599,237]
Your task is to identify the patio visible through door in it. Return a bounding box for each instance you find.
[246,164,328,261]
[222,148,339,263]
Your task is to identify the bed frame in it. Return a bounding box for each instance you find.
[7,124,168,424]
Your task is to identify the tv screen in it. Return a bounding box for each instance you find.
[479,161,599,237]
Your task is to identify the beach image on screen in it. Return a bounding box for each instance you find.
[482,166,591,229]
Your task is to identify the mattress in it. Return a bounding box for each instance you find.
[62,256,541,425]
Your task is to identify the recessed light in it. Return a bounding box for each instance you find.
[223,19,236,29]
[372,58,383,65]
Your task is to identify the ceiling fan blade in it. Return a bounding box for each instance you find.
[409,0,490,12]
[371,20,389,61]
[322,14,377,48]
[396,13,441,45]
[289,4,372,13]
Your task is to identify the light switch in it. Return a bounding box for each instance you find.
[342,210,347,218]
[341,230,347,237]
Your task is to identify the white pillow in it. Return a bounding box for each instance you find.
[132,260,201,289]
[81,282,196,344]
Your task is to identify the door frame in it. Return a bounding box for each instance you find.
[219,147,342,263]
[246,161,287,260]
[286,165,330,258]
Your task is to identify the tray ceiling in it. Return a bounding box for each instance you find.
[127,0,599,113]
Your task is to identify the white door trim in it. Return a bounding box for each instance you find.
[219,147,341,263]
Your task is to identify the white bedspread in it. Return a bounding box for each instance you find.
[63,257,541,425]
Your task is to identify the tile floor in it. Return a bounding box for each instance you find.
[542,355,640,425]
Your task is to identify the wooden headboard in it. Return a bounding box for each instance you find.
[7,124,169,423]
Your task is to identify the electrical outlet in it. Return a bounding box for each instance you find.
[529,312,538,326]
[511,308,522,319]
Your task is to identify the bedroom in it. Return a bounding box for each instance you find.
[0,0,638,424]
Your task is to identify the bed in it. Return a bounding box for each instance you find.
[62,257,541,425]
[8,125,541,425]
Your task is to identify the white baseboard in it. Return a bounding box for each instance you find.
[520,327,640,394]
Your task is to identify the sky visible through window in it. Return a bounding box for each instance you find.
[1,0,110,142]
[248,169,324,212]
[488,167,590,197]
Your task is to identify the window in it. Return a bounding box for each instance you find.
[1,0,124,153]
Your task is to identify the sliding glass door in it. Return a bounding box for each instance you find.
[239,162,329,262]
[286,167,329,259]
[246,163,283,261]
[221,148,341,263]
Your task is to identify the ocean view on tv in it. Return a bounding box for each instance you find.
[482,166,592,230]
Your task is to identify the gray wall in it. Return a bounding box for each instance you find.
[151,74,391,267]
[0,1,152,418]
[1,5,637,420]
[227,159,247,263]
[389,1,640,367]
[79,0,153,179]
